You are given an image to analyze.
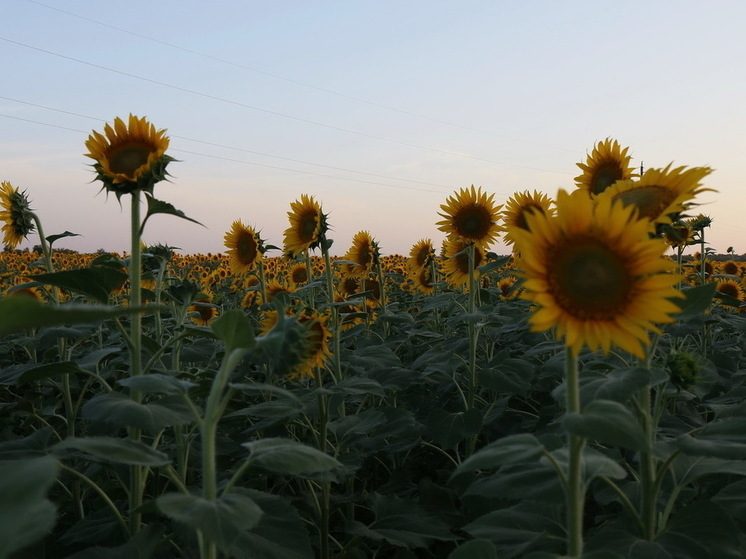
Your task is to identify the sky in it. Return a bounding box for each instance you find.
[2,0,745,258]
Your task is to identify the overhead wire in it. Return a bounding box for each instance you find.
[0,35,572,177]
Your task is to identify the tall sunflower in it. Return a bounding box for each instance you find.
[84,114,173,196]
[599,164,713,227]
[501,190,555,246]
[282,194,328,257]
[511,189,683,358]
[343,231,379,277]
[0,181,35,249]
[574,138,636,195]
[441,237,485,287]
[407,238,435,273]
[223,220,263,275]
[436,185,502,247]
[260,308,332,379]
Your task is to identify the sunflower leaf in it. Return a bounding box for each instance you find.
[30,268,128,303]
[46,230,80,247]
[140,194,204,234]
[672,283,716,319]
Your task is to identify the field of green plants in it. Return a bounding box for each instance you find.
[1,120,745,559]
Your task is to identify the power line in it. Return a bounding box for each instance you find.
[0,95,453,190]
[0,35,571,176]
[22,0,579,155]
[0,112,459,195]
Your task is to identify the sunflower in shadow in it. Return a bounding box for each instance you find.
[343,231,379,277]
[84,114,173,197]
[510,189,683,358]
[437,185,502,247]
[575,138,636,195]
[501,190,555,247]
[0,181,35,249]
[224,220,263,275]
[283,195,328,258]
[599,164,713,228]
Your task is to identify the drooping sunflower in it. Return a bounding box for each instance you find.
[259,308,332,379]
[441,237,485,287]
[599,164,714,228]
[663,221,694,250]
[343,231,379,277]
[224,220,263,275]
[574,138,636,195]
[512,189,683,358]
[716,279,744,302]
[410,265,435,295]
[84,114,173,196]
[0,181,35,249]
[436,185,502,247]
[407,238,435,273]
[501,190,555,246]
[189,296,219,325]
[283,195,328,258]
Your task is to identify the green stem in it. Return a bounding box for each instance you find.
[322,246,342,383]
[128,191,145,534]
[638,385,657,539]
[314,370,330,559]
[465,244,479,457]
[565,349,585,558]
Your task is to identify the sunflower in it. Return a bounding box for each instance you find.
[721,261,740,277]
[0,181,35,249]
[441,237,485,287]
[599,164,714,227]
[498,276,520,299]
[407,238,435,273]
[189,296,219,325]
[287,262,310,287]
[511,189,683,358]
[282,195,328,257]
[501,190,555,246]
[574,138,636,195]
[716,279,743,302]
[336,273,361,299]
[224,220,263,275]
[410,266,435,295]
[84,114,173,196]
[259,308,332,379]
[663,222,694,249]
[343,231,379,277]
[436,185,502,247]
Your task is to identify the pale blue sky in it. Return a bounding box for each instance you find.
[1,0,743,257]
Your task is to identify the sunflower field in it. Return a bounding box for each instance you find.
[1,121,745,559]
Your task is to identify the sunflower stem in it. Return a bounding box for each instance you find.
[257,260,268,309]
[128,190,145,535]
[322,246,342,383]
[465,243,479,457]
[314,369,331,559]
[638,383,657,540]
[565,349,585,557]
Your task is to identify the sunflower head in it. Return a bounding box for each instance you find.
[436,185,502,247]
[512,189,683,358]
[410,265,435,295]
[287,262,309,287]
[259,308,332,379]
[85,114,174,198]
[343,231,379,277]
[283,195,328,257]
[574,138,636,195]
[502,190,555,245]
[224,220,263,275]
[441,237,485,287]
[599,164,714,228]
[189,296,219,325]
[407,238,435,273]
[0,181,35,249]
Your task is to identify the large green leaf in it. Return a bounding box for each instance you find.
[157,490,262,552]
[461,505,564,558]
[51,436,170,466]
[225,488,314,559]
[463,463,565,503]
[117,373,197,395]
[0,456,59,559]
[64,525,165,559]
[0,296,154,336]
[655,501,741,558]
[672,283,716,320]
[676,417,746,459]
[211,309,255,351]
[242,438,341,476]
[425,408,483,448]
[83,392,195,434]
[346,493,456,549]
[16,361,89,385]
[140,194,204,234]
[564,399,647,451]
[448,539,498,559]
[30,268,128,303]
[453,434,545,477]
